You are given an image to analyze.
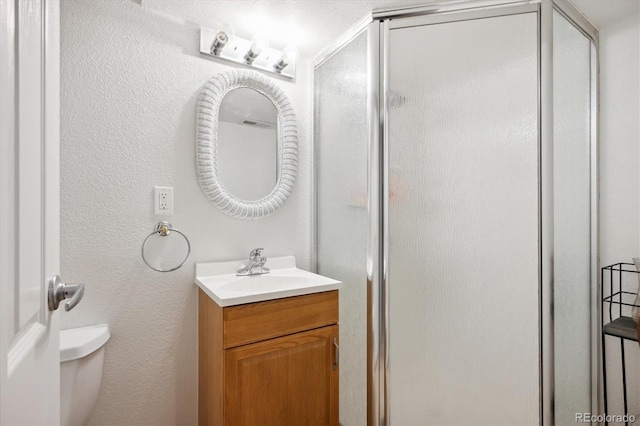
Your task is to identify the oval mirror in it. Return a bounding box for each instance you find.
[196,70,297,219]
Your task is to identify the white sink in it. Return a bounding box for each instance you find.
[195,256,341,307]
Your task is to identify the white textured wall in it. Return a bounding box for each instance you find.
[599,12,640,421]
[60,0,312,424]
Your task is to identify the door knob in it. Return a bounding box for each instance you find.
[48,275,85,312]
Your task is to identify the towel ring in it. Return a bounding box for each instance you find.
[141,221,191,272]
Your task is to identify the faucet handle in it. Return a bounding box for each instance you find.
[249,248,264,260]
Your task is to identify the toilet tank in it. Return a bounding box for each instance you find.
[60,325,110,426]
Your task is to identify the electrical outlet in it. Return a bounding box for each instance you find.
[154,186,173,216]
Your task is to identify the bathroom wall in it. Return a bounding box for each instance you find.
[599,12,640,420]
[59,0,312,424]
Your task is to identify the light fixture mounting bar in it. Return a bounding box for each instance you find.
[199,27,296,80]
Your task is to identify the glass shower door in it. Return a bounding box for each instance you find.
[553,9,594,424]
[387,11,540,425]
[315,30,369,425]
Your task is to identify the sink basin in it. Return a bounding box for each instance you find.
[217,275,309,294]
[195,256,341,307]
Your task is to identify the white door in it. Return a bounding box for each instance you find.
[0,0,61,424]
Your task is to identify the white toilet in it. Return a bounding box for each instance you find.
[60,324,110,426]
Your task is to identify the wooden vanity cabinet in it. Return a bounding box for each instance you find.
[198,289,339,426]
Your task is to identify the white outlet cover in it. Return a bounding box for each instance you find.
[154,186,173,216]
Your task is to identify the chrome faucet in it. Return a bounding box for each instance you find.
[236,248,270,276]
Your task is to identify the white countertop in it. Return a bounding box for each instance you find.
[195,256,342,307]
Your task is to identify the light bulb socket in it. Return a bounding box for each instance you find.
[273,58,289,72]
[244,44,263,64]
[210,31,228,55]
[273,47,297,73]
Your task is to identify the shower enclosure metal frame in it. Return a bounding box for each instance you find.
[312,0,599,424]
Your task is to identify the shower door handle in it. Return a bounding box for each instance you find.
[48,275,85,312]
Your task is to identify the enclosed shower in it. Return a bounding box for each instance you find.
[313,0,597,424]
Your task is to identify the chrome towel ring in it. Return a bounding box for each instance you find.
[141,221,191,272]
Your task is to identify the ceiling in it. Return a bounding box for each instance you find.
[569,0,639,28]
[141,0,639,60]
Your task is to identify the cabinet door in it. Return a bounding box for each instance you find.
[225,325,338,426]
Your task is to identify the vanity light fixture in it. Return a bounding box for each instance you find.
[273,46,298,73]
[199,26,297,80]
[210,31,228,56]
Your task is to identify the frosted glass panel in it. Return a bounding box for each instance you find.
[314,30,368,426]
[553,10,593,424]
[388,14,540,425]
